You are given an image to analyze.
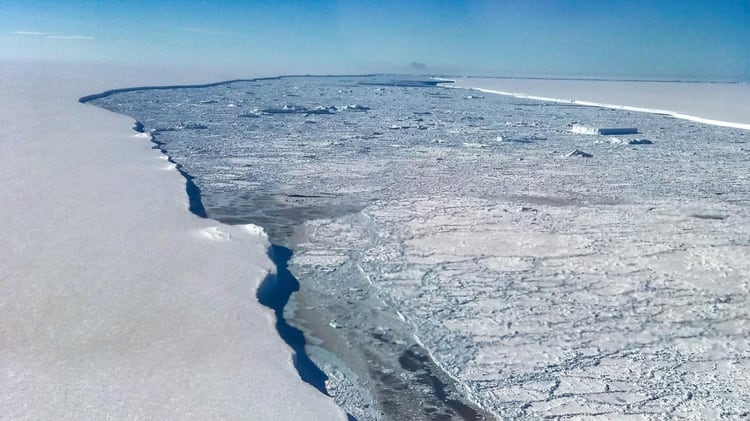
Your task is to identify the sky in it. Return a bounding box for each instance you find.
[1,0,748,81]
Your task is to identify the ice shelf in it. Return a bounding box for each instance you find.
[0,62,345,421]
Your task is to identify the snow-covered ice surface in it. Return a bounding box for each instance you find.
[453,77,750,130]
[88,75,750,420]
[0,62,345,420]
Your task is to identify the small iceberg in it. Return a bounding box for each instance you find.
[239,108,263,118]
[571,124,638,135]
[261,104,308,114]
[496,135,539,144]
[306,106,337,115]
[177,122,208,130]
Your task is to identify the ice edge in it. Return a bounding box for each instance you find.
[78,76,489,420]
[459,87,750,131]
[79,92,343,412]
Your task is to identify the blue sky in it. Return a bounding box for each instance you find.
[1,0,748,81]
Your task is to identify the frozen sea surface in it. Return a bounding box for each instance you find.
[89,76,750,420]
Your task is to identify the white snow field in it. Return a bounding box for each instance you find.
[0,62,345,420]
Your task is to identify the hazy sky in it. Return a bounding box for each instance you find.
[1,0,748,81]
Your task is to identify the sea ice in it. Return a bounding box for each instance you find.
[566,149,593,157]
[85,74,750,420]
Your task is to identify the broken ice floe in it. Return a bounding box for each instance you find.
[241,224,269,239]
[340,104,370,112]
[238,109,263,118]
[566,149,593,157]
[154,122,208,133]
[571,124,638,135]
[178,122,208,130]
[250,104,371,116]
[496,135,543,144]
[261,104,309,114]
[599,137,654,145]
[306,106,337,115]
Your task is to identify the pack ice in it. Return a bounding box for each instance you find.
[87,75,750,420]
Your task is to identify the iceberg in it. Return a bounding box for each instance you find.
[571,124,638,135]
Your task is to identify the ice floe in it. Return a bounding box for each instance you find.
[566,149,593,157]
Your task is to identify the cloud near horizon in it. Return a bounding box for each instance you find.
[10,31,53,36]
[9,31,93,40]
[45,35,93,40]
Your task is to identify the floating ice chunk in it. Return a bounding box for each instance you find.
[306,106,336,115]
[240,223,269,239]
[199,226,232,241]
[571,125,598,135]
[497,135,534,144]
[340,104,370,112]
[690,213,726,220]
[571,124,638,135]
[261,104,308,114]
[599,127,638,135]
[566,149,593,158]
[154,122,208,133]
[602,137,653,145]
[178,122,208,130]
[239,108,263,118]
[396,310,406,322]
